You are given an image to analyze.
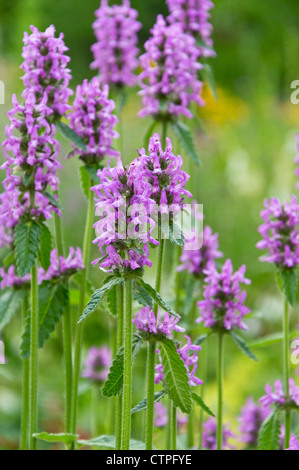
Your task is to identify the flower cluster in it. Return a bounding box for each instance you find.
[178,225,222,277]
[154,402,187,428]
[288,435,299,450]
[133,306,184,339]
[21,25,72,119]
[239,398,270,448]
[68,78,119,164]
[167,0,215,57]
[139,15,203,120]
[155,335,202,387]
[82,346,111,383]
[197,259,251,331]
[91,0,141,88]
[257,196,299,270]
[202,418,236,450]
[0,265,31,290]
[259,379,299,408]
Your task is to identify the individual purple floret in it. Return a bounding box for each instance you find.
[238,397,271,448]
[82,346,111,383]
[135,133,192,213]
[167,0,215,57]
[91,0,141,88]
[197,259,251,331]
[257,195,299,270]
[21,25,72,119]
[287,435,299,450]
[259,379,299,408]
[138,15,204,120]
[133,306,185,338]
[202,417,236,450]
[68,78,119,164]
[178,225,222,277]
[41,247,84,280]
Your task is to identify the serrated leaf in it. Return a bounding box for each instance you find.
[158,337,192,414]
[102,335,143,397]
[144,121,159,147]
[131,389,167,414]
[257,411,280,450]
[230,332,258,361]
[33,432,78,447]
[21,282,68,359]
[78,277,124,323]
[136,279,180,318]
[202,63,218,100]
[85,164,101,184]
[0,289,27,330]
[191,392,215,417]
[171,121,201,165]
[107,284,117,316]
[38,223,52,270]
[79,165,90,199]
[77,435,148,450]
[42,191,61,210]
[133,280,153,308]
[56,120,87,151]
[277,270,297,306]
[169,222,184,247]
[15,222,42,277]
[249,333,284,348]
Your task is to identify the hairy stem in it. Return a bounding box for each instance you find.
[20,296,29,450]
[217,333,224,451]
[115,283,124,450]
[29,263,38,450]
[283,298,291,447]
[170,403,177,450]
[145,340,156,450]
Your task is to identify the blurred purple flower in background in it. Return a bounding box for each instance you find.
[287,435,299,450]
[82,346,112,383]
[202,417,236,450]
[259,379,299,408]
[238,397,270,448]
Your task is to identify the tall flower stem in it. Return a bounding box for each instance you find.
[115,283,124,450]
[20,295,29,450]
[170,403,177,450]
[29,262,38,450]
[121,278,133,450]
[166,400,172,449]
[53,210,73,434]
[198,339,207,449]
[71,175,94,435]
[145,340,156,449]
[216,333,224,451]
[283,297,291,447]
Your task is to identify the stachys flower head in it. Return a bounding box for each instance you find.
[40,247,84,280]
[238,397,271,448]
[166,0,215,57]
[138,15,203,121]
[257,195,299,270]
[154,401,188,428]
[202,417,236,450]
[91,0,141,88]
[21,25,72,119]
[287,435,299,450]
[68,78,119,164]
[197,259,251,331]
[259,379,299,409]
[82,346,111,383]
[133,306,185,339]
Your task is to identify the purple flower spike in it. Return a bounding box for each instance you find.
[82,346,112,383]
[154,402,168,428]
[41,247,84,280]
[257,195,299,269]
[167,0,215,57]
[138,15,204,120]
[238,397,271,448]
[91,0,141,87]
[259,379,299,408]
[68,78,119,164]
[0,265,31,290]
[287,435,299,450]
[133,306,185,338]
[197,259,251,331]
[202,417,236,450]
[21,25,72,118]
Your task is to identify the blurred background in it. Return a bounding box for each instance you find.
[1,0,299,449]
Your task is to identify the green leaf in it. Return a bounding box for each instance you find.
[79,165,91,199]
[191,392,215,417]
[136,279,180,318]
[33,432,78,447]
[202,63,218,100]
[169,221,184,247]
[277,270,297,306]
[249,331,298,348]
[38,223,52,270]
[15,222,42,277]
[78,277,124,323]
[84,164,100,184]
[194,334,209,346]
[144,121,159,147]
[3,251,15,268]
[77,435,148,450]
[171,121,201,165]
[157,337,192,414]
[21,282,68,359]
[107,284,117,316]
[0,289,27,330]
[71,272,94,297]
[230,332,258,361]
[102,335,143,397]
[56,120,87,151]
[133,280,153,308]
[257,411,281,450]
[131,390,167,414]
[42,191,61,210]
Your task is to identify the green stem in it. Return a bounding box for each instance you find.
[71,175,94,436]
[154,237,165,317]
[283,298,291,447]
[29,263,38,450]
[166,400,172,449]
[198,339,207,449]
[90,386,98,437]
[216,333,224,451]
[115,283,124,450]
[170,403,177,450]
[20,296,29,450]
[145,340,156,450]
[161,121,167,147]
[121,278,133,450]
[54,211,73,434]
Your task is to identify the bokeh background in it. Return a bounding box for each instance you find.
[1,0,299,449]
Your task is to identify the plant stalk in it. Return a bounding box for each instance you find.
[216,333,224,451]
[283,297,291,447]
[20,295,29,450]
[29,263,38,450]
[115,283,124,450]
